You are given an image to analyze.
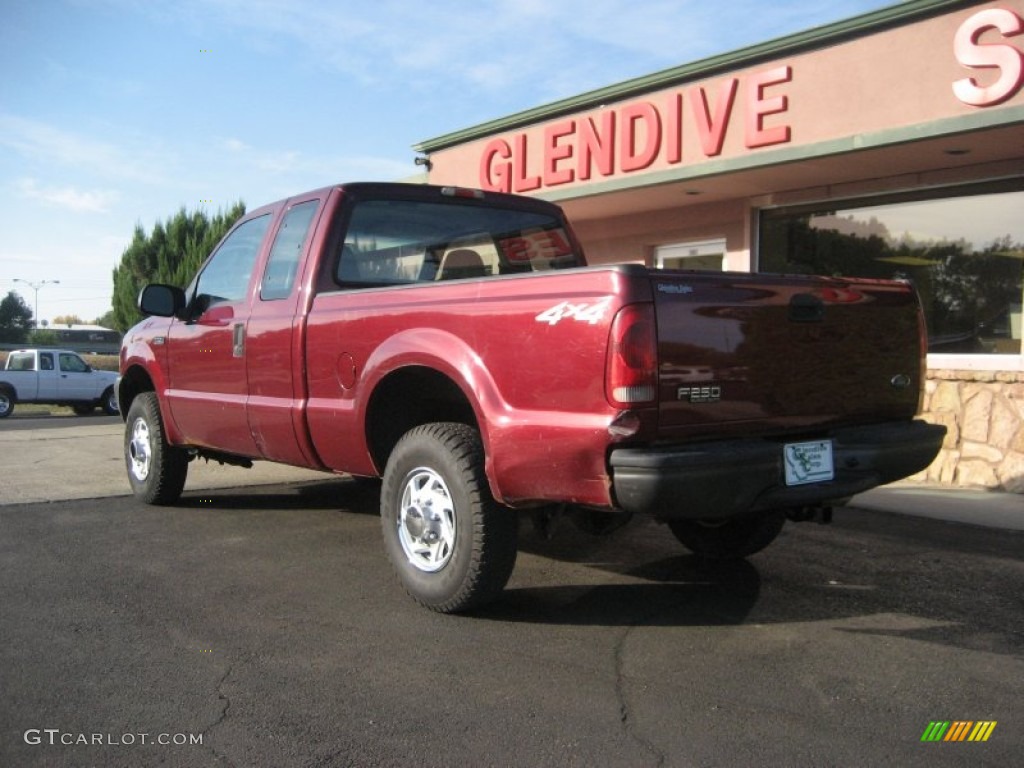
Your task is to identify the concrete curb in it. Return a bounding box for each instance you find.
[851,486,1024,531]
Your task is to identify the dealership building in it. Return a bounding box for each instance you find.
[414,0,1024,493]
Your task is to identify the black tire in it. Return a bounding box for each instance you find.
[101,387,120,416]
[124,392,188,505]
[667,510,786,559]
[0,388,14,418]
[380,422,517,613]
[73,404,94,416]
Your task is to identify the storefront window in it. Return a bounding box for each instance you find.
[655,239,725,271]
[759,184,1024,358]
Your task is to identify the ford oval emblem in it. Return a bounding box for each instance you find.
[890,374,912,389]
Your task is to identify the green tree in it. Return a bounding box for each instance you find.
[110,202,245,331]
[0,291,34,343]
[93,310,117,329]
[28,328,58,346]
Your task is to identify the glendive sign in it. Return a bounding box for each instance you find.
[478,5,1024,194]
[479,65,793,194]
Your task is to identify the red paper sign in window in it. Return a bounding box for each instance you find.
[499,228,573,263]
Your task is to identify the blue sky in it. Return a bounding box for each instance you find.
[1,0,892,325]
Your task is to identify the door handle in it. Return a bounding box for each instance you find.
[232,323,245,358]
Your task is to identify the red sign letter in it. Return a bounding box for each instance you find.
[953,8,1024,107]
[620,101,662,172]
[543,119,576,187]
[745,66,792,149]
[578,111,616,180]
[665,93,683,165]
[690,78,738,157]
[513,133,542,193]
[480,139,512,193]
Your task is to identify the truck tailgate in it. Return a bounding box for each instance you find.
[652,271,923,440]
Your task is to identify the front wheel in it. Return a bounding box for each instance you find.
[380,423,517,613]
[124,392,188,505]
[0,389,15,418]
[667,510,786,559]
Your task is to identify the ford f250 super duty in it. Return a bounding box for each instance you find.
[118,182,945,612]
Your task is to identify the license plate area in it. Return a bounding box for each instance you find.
[783,440,834,486]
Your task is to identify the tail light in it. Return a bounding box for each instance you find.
[606,303,657,407]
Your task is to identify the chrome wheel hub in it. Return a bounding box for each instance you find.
[397,468,456,572]
[128,417,152,481]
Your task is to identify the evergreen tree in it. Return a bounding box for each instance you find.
[0,291,34,343]
[110,202,245,331]
[93,310,117,329]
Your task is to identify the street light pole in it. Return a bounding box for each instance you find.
[12,279,60,329]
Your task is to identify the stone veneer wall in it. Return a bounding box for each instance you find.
[914,370,1024,493]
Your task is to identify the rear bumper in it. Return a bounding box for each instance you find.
[609,420,946,520]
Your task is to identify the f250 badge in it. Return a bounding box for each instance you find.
[678,385,721,403]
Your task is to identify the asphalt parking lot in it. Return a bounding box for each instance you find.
[1,416,1022,767]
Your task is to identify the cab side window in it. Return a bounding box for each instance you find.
[58,353,88,373]
[194,214,272,308]
[261,201,319,301]
[39,353,54,371]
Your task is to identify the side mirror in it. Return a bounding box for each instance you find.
[138,284,186,318]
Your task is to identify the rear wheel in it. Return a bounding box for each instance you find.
[102,387,119,415]
[124,392,188,505]
[667,510,786,559]
[380,423,517,613]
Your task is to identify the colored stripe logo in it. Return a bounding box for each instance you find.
[921,721,997,742]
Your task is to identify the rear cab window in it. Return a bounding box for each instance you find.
[7,352,36,371]
[330,192,582,289]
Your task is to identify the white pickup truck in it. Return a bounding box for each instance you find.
[0,349,119,418]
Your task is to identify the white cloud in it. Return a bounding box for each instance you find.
[15,178,119,213]
[207,137,412,186]
[0,114,165,184]
[224,137,250,152]
[171,0,888,103]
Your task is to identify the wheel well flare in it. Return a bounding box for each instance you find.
[366,367,478,473]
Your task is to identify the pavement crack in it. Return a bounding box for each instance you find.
[614,623,666,767]
[199,655,245,768]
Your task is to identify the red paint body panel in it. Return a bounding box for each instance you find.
[650,271,922,440]
[304,267,647,506]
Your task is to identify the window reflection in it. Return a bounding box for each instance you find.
[760,188,1023,355]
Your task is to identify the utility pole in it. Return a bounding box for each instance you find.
[13,279,60,328]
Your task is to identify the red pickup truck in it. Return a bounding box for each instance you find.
[118,182,944,612]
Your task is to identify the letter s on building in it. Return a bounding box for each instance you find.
[953,7,1024,106]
